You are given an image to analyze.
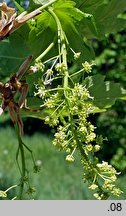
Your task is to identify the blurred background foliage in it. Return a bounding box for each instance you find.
[92,29,126,174]
[0,0,126,199]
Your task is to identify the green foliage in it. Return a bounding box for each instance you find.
[91,28,126,173]
[93,30,126,87]
[1,125,126,200]
[95,100,126,174]
[0,0,126,199]
[29,10,57,57]
[111,147,126,173]
[85,74,125,109]
[1,0,126,74]
[0,126,91,199]
[0,26,30,78]
[77,0,126,38]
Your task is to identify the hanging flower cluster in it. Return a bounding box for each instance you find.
[34,54,122,199]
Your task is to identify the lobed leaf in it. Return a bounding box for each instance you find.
[29,10,57,58]
[85,74,126,109]
[75,0,104,9]
[79,0,126,38]
[0,26,31,78]
[20,107,47,120]
[20,96,47,120]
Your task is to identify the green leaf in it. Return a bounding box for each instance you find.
[20,96,47,120]
[26,97,43,109]
[29,10,57,58]
[53,0,85,36]
[54,0,84,22]
[0,43,29,78]
[79,0,126,38]
[20,108,47,120]
[76,0,104,10]
[85,74,126,109]
[94,0,126,37]
[32,0,50,5]
[0,26,31,78]
[53,0,95,61]
[80,13,99,38]
[29,0,95,61]
[67,29,95,63]
[13,0,25,12]
[20,96,47,119]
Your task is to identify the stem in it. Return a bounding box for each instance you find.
[14,123,26,199]
[51,101,64,117]
[44,87,64,92]
[62,40,69,88]
[48,8,69,89]
[70,68,84,78]
[47,7,107,200]
[5,185,17,193]
[12,196,17,200]
[48,8,62,63]
[71,147,76,156]
[17,0,58,18]
[35,42,55,62]
[47,8,106,199]
[37,0,58,11]
[44,54,61,64]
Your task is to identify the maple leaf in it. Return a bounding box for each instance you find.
[0,2,41,40]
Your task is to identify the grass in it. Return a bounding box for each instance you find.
[0,114,126,200]
[0,125,92,199]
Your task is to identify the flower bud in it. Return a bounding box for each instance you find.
[66,155,75,162]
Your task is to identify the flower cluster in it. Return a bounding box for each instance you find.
[68,84,94,115]
[55,62,67,74]
[74,52,81,60]
[34,84,46,98]
[30,60,45,73]
[70,48,81,60]
[53,125,71,151]
[52,83,97,164]
[82,159,123,200]
[72,83,92,100]
[82,61,96,73]
[97,161,122,196]
[34,59,122,199]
